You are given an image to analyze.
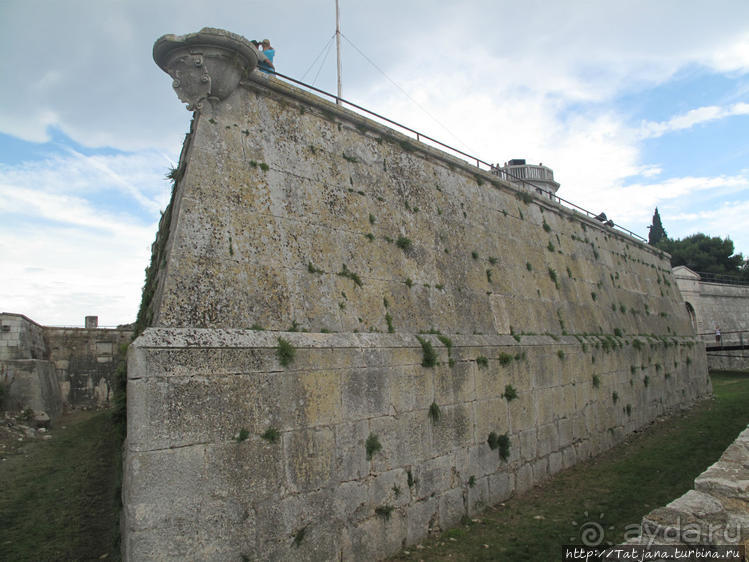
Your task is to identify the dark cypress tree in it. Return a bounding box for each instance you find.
[647,207,667,245]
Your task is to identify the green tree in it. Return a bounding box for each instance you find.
[657,233,746,277]
[647,207,667,245]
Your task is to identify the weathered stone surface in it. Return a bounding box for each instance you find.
[123,27,714,561]
[1,359,62,422]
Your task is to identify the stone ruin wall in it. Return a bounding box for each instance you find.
[45,326,132,407]
[0,313,62,420]
[0,312,132,416]
[123,34,712,561]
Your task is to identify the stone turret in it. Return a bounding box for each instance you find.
[492,158,560,195]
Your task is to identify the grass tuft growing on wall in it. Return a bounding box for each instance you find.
[396,236,413,252]
[261,427,280,443]
[416,336,438,367]
[366,433,382,460]
[429,402,441,423]
[338,264,362,287]
[277,337,296,367]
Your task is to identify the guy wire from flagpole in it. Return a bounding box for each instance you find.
[336,0,342,104]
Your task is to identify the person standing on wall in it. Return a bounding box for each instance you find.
[715,326,721,346]
[258,39,275,73]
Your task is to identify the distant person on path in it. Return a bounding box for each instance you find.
[715,326,721,345]
[258,39,275,73]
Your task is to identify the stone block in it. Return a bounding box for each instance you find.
[536,422,560,458]
[334,420,370,481]
[369,468,410,508]
[433,361,475,405]
[413,454,455,501]
[369,411,431,471]
[474,397,508,442]
[406,497,440,543]
[439,487,466,529]
[430,403,474,457]
[515,462,533,494]
[467,475,489,515]
[341,368,390,419]
[340,510,407,561]
[283,427,336,493]
[388,364,433,414]
[532,457,550,485]
[487,470,514,505]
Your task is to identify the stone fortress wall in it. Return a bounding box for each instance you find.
[674,266,749,371]
[123,29,713,561]
[0,312,132,417]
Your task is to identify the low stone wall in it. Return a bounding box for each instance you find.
[124,328,710,560]
[708,354,749,373]
[625,424,749,550]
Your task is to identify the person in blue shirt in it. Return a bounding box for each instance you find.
[258,39,275,73]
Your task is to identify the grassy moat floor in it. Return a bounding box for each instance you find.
[0,371,747,562]
[0,409,122,561]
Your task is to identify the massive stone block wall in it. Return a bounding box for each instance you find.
[124,52,712,560]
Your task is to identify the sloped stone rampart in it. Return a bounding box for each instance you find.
[145,73,694,338]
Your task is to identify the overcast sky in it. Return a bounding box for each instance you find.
[1,0,748,326]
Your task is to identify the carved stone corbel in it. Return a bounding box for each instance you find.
[153,28,259,110]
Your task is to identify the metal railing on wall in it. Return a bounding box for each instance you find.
[270,71,648,244]
[694,272,749,286]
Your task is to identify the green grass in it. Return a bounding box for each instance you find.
[390,371,749,561]
[0,410,123,561]
[416,336,438,368]
[277,337,296,367]
[396,236,413,252]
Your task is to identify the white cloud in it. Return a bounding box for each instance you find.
[0,150,170,325]
[640,103,749,139]
[2,0,749,325]
[0,150,172,214]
